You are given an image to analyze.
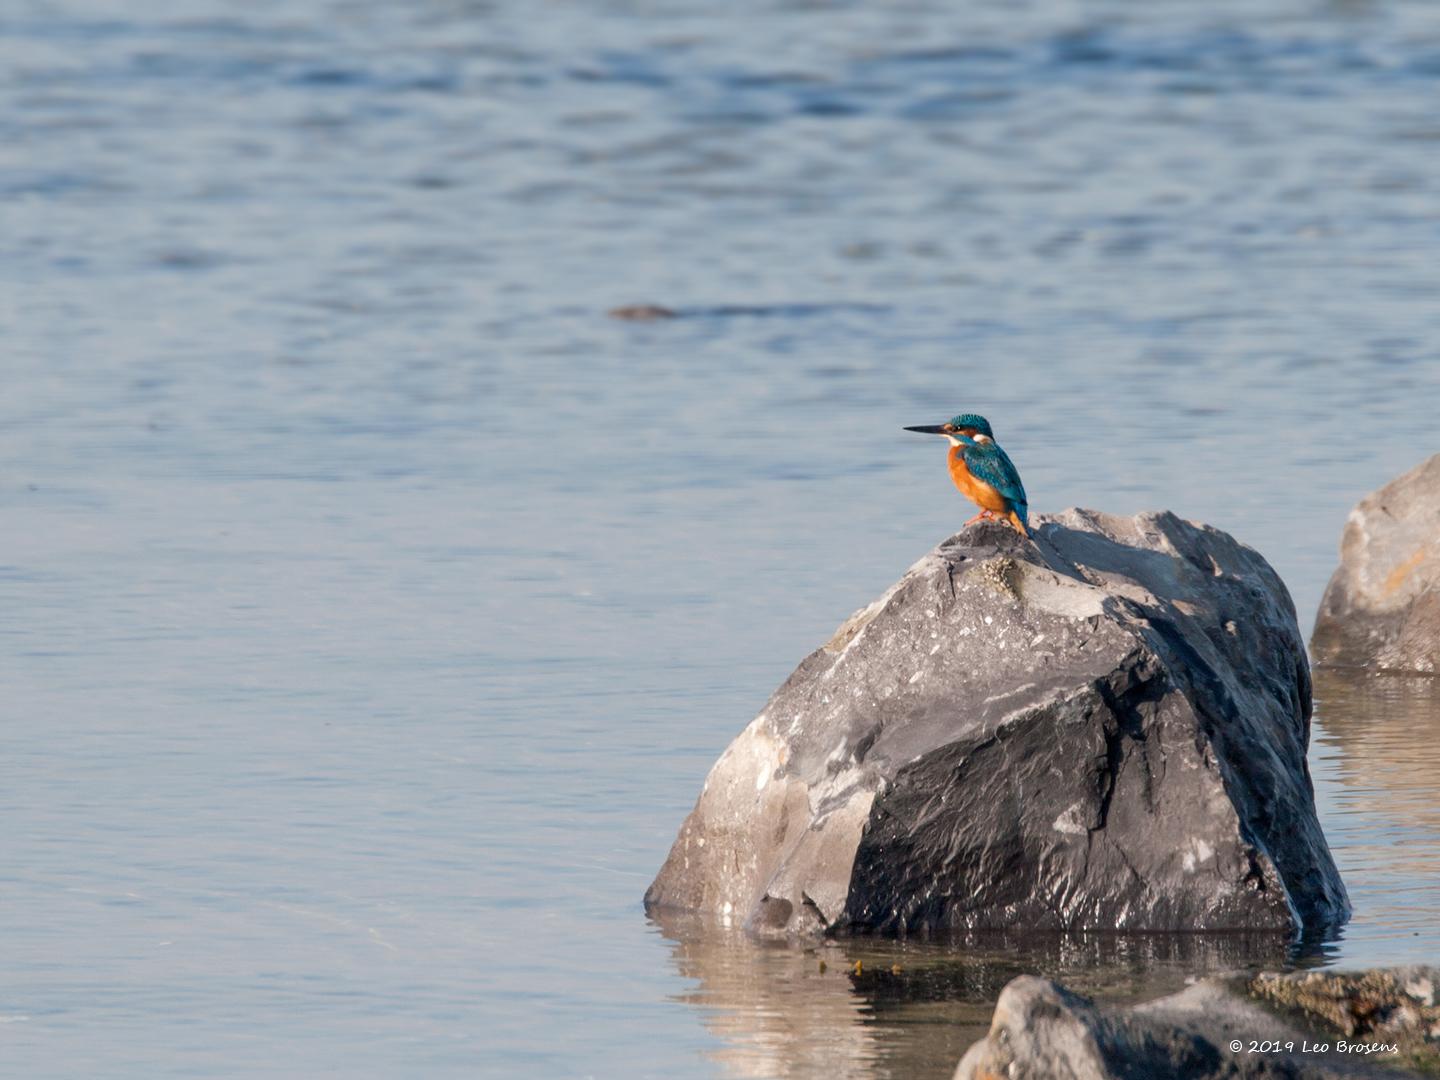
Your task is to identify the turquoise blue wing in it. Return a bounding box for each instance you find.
[962,442,1029,526]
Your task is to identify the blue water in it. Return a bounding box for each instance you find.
[4,1,1440,1076]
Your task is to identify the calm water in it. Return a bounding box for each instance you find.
[5,1,1440,1076]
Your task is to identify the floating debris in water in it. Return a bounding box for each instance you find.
[608,304,678,320]
[608,301,892,320]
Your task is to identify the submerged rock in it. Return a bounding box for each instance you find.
[953,973,1428,1080]
[645,510,1348,936]
[1312,453,1440,673]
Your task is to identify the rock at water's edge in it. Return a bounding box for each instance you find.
[645,510,1348,936]
[953,972,1434,1080]
[1312,453,1440,673]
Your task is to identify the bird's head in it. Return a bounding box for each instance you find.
[904,413,994,446]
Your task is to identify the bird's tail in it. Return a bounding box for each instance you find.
[1010,503,1030,538]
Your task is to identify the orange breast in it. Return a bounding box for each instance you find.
[948,447,1008,512]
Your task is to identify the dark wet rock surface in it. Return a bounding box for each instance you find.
[646,510,1348,936]
[1312,454,1440,674]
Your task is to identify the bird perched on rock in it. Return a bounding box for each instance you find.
[904,413,1030,537]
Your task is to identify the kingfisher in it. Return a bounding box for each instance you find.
[904,413,1030,538]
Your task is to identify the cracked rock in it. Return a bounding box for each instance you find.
[645,510,1349,935]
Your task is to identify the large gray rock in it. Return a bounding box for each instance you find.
[1312,453,1440,673]
[645,510,1348,935]
[952,974,1427,1080]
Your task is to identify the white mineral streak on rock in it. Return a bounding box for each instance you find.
[1053,803,1088,835]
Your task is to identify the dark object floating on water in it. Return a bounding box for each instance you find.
[608,301,891,320]
[609,304,679,320]
[1312,452,1440,674]
[645,511,1349,937]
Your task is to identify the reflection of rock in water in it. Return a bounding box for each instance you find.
[651,910,1293,1080]
[1311,669,1440,944]
[656,914,882,1080]
[1313,671,1440,834]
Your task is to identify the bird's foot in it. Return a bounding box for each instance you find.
[964,510,996,526]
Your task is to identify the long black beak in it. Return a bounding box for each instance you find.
[903,424,949,435]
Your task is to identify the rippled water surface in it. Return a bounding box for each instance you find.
[5,1,1440,1076]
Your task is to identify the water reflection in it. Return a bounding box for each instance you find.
[1311,669,1440,959]
[661,916,883,1080]
[654,911,1297,1080]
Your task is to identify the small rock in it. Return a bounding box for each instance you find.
[1312,453,1440,673]
[954,974,1426,1079]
